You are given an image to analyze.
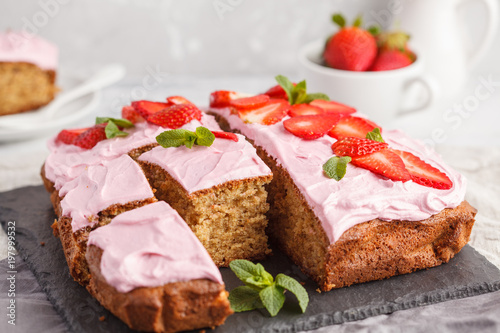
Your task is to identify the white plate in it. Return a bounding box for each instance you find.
[0,75,100,142]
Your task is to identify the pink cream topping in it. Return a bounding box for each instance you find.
[59,154,154,232]
[138,122,272,194]
[45,114,217,191]
[87,201,223,293]
[0,31,58,70]
[210,107,467,243]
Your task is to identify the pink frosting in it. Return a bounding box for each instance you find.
[138,128,272,194]
[45,115,221,191]
[59,154,155,232]
[0,31,58,70]
[209,107,467,243]
[87,201,223,293]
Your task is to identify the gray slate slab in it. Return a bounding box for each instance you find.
[1,185,499,333]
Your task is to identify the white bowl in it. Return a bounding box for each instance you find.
[298,39,437,124]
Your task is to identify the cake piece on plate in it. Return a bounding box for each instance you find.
[0,31,58,116]
[208,76,477,291]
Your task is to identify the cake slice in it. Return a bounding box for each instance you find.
[137,121,272,267]
[208,78,477,291]
[0,31,58,116]
[47,154,157,285]
[86,201,232,332]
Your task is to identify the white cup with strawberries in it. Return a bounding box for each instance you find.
[298,14,438,125]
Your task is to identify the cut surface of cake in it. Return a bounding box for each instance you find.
[208,78,476,291]
[0,31,58,116]
[137,120,272,266]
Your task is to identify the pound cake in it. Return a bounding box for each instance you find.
[41,96,275,331]
[208,77,477,291]
[0,31,58,116]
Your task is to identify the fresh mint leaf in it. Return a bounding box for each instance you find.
[259,284,285,317]
[304,93,330,104]
[323,156,352,181]
[228,286,263,312]
[105,120,129,139]
[245,275,272,289]
[156,129,193,148]
[276,274,309,313]
[275,75,294,103]
[292,80,308,105]
[366,128,384,143]
[229,260,262,282]
[156,126,215,149]
[228,260,309,317]
[275,75,331,105]
[195,126,215,147]
[96,117,134,128]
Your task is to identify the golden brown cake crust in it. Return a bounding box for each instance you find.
[86,246,233,333]
[0,62,58,116]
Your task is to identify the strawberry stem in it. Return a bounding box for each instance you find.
[332,13,345,28]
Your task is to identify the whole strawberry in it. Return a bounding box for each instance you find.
[323,14,377,71]
[371,31,415,71]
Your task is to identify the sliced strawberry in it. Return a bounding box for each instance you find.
[131,100,171,120]
[288,104,325,117]
[230,94,270,110]
[309,100,356,115]
[211,131,239,142]
[56,127,89,145]
[283,114,341,140]
[328,116,378,139]
[264,84,289,100]
[210,90,239,108]
[332,137,388,157]
[167,95,194,105]
[391,149,453,189]
[73,124,107,149]
[238,99,290,125]
[121,105,145,124]
[147,104,202,129]
[351,149,411,182]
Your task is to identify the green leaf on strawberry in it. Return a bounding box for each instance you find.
[156,126,215,149]
[323,156,352,181]
[275,75,330,105]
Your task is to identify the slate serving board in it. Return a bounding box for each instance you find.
[1,185,500,333]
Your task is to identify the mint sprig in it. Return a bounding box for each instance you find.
[275,75,330,105]
[323,156,352,181]
[228,260,309,317]
[96,117,134,128]
[95,117,134,139]
[156,126,215,149]
[366,128,384,143]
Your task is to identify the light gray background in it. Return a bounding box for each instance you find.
[1,0,499,78]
